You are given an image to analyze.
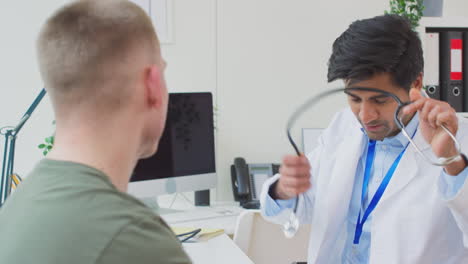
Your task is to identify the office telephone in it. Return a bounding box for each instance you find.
[230,157,280,209]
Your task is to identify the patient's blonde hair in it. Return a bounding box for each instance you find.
[37,0,160,110]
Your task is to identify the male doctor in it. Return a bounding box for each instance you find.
[260,14,468,263]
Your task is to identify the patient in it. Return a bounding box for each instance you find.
[0,0,191,263]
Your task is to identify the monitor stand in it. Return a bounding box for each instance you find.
[140,196,181,215]
[194,190,210,206]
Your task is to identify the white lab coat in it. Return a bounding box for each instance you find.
[260,108,468,264]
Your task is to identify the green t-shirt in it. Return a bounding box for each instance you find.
[0,159,192,264]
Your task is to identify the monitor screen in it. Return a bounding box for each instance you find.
[128,92,216,198]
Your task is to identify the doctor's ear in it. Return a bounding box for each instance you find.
[410,73,423,91]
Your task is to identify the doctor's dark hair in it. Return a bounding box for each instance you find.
[327,14,423,90]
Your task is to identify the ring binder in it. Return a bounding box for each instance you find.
[440,31,464,112]
[424,32,440,100]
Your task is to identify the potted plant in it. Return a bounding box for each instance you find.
[386,0,425,29]
[38,135,54,156]
[38,121,55,156]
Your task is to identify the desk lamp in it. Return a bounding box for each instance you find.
[0,88,46,207]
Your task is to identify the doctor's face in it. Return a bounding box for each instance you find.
[346,73,412,141]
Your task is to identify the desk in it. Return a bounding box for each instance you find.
[161,203,244,235]
[156,197,244,235]
[156,198,253,263]
[183,234,254,264]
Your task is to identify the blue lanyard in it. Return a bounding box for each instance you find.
[353,139,411,244]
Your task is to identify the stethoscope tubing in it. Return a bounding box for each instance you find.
[286,87,462,215]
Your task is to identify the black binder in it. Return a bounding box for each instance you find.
[463,32,468,112]
[440,31,464,112]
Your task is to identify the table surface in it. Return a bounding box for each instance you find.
[182,234,254,264]
[156,196,253,263]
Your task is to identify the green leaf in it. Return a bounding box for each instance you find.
[47,145,53,150]
[386,0,423,30]
[43,150,48,156]
[45,136,54,144]
[38,144,46,149]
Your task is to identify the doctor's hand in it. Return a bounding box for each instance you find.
[273,154,311,200]
[402,88,465,175]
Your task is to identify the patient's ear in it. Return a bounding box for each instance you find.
[144,65,164,108]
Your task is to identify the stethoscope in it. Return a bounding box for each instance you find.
[283,87,462,238]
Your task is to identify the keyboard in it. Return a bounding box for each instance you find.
[161,206,243,224]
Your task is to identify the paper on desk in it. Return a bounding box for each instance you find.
[172,227,225,242]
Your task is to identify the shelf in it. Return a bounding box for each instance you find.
[418,17,468,113]
[418,17,468,59]
[418,17,468,30]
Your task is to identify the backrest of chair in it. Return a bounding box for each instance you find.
[233,210,310,264]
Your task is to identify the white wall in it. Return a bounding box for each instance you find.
[162,0,216,95]
[0,1,68,177]
[444,0,468,17]
[4,0,468,202]
[0,0,217,178]
[215,0,390,200]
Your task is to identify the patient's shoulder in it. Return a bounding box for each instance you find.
[96,213,192,264]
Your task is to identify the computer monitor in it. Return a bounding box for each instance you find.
[128,92,217,200]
